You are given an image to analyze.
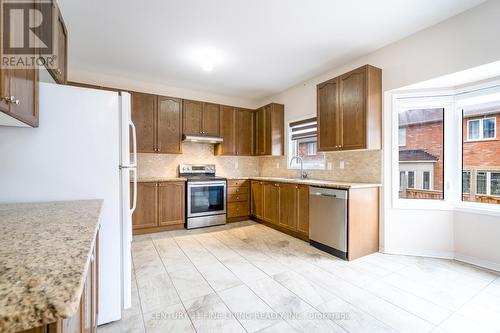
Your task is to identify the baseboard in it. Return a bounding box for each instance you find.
[454,253,500,273]
[381,247,454,259]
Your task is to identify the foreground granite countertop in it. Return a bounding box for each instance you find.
[0,200,103,333]
[227,176,380,189]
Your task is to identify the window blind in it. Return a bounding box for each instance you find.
[290,117,317,140]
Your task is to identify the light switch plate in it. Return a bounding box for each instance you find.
[339,160,345,169]
[327,162,333,170]
[276,163,280,169]
[235,161,239,169]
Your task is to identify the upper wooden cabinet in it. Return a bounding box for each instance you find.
[182,100,220,136]
[157,96,182,154]
[215,105,236,155]
[53,5,68,84]
[255,103,284,156]
[317,65,381,151]
[131,93,182,154]
[216,107,254,156]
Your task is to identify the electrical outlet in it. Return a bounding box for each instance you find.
[339,160,345,169]
[276,163,280,169]
[235,161,239,169]
[327,162,333,170]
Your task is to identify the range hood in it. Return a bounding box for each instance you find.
[182,134,223,144]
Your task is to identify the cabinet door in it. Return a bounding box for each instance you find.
[216,105,236,155]
[158,182,185,226]
[317,79,340,151]
[9,68,38,126]
[131,182,157,230]
[182,100,203,136]
[202,102,220,136]
[340,68,366,150]
[236,108,254,156]
[131,93,156,153]
[250,181,263,218]
[296,185,309,235]
[279,183,296,231]
[157,96,182,154]
[255,108,265,155]
[263,182,279,224]
[269,104,284,156]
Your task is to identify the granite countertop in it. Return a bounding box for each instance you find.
[0,200,103,333]
[249,177,381,189]
[136,175,380,189]
[136,177,187,183]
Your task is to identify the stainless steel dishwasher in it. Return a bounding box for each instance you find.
[309,187,348,260]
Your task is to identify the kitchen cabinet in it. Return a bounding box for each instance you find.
[42,1,67,84]
[132,182,157,230]
[317,64,381,151]
[262,182,279,224]
[236,108,254,155]
[215,105,254,156]
[227,180,250,220]
[254,103,284,156]
[296,185,309,235]
[215,105,236,155]
[158,182,185,226]
[278,183,296,231]
[250,181,263,219]
[182,100,220,136]
[131,93,182,154]
[157,96,182,154]
[131,181,185,234]
[24,231,99,333]
[132,93,156,153]
[216,107,255,156]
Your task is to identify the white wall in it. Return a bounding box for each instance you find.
[455,211,500,271]
[69,68,260,109]
[259,0,500,268]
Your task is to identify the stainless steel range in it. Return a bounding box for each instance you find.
[179,164,227,229]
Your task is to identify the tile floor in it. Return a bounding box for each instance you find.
[98,221,500,333]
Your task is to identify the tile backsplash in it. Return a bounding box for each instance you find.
[137,143,382,183]
[259,150,382,183]
[136,143,260,178]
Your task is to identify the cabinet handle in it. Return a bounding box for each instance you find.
[56,69,62,75]
[2,96,19,105]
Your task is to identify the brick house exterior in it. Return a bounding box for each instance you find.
[399,107,500,203]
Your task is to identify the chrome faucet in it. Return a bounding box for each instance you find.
[290,156,308,179]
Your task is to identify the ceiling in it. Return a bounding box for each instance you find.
[58,0,487,100]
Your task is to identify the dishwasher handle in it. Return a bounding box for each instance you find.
[309,187,348,200]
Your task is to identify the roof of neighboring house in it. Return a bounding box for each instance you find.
[399,108,443,126]
[399,150,438,162]
[463,102,500,118]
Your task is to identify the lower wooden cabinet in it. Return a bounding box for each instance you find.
[227,180,250,220]
[132,181,185,234]
[23,231,99,333]
[251,181,309,237]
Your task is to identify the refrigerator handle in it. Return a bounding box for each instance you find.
[130,167,137,214]
[129,119,137,168]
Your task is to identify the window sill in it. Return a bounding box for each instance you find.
[392,198,454,211]
[288,166,326,171]
[455,202,500,217]
[464,138,498,143]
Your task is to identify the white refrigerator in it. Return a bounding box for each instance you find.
[0,82,137,325]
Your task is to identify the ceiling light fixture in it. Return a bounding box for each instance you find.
[189,47,226,73]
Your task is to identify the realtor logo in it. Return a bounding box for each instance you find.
[1,0,57,68]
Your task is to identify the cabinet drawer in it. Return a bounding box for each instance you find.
[228,201,249,218]
[228,179,249,187]
[228,192,248,203]
[228,186,248,195]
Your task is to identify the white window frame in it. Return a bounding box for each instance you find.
[422,171,431,190]
[307,142,316,156]
[392,94,454,210]
[475,171,500,197]
[466,117,497,141]
[392,80,500,215]
[287,118,326,170]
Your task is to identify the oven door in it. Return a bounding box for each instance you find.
[187,181,226,218]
